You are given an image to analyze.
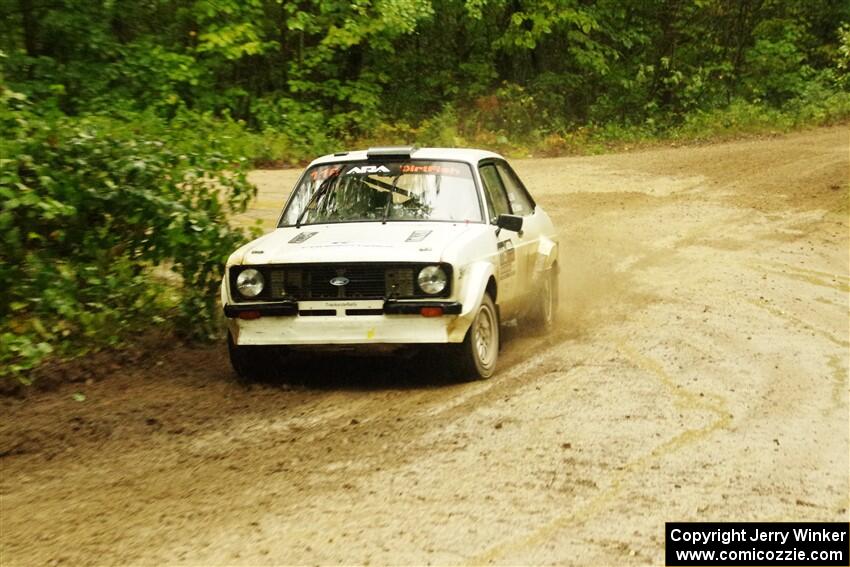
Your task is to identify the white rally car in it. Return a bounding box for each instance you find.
[222,146,559,380]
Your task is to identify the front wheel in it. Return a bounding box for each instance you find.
[449,293,500,381]
[227,331,282,382]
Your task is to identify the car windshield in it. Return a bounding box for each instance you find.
[279,160,482,226]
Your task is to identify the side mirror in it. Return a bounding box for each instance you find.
[496,213,523,232]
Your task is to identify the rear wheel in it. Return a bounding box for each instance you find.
[227,331,282,382]
[450,293,499,381]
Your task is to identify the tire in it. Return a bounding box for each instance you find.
[227,331,281,382]
[528,267,558,333]
[450,293,500,381]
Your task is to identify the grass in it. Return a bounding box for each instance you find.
[245,94,850,167]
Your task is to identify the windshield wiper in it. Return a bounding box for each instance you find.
[362,177,412,198]
[381,176,400,225]
[295,177,334,228]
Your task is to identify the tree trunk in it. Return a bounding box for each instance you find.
[18,0,40,57]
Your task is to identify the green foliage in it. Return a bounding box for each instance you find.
[0,91,257,383]
[250,96,337,156]
[103,43,206,114]
[3,0,848,143]
[834,23,850,89]
[743,20,812,104]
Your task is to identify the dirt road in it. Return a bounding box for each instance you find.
[2,128,848,566]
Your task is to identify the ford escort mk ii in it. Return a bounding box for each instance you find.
[222,146,559,380]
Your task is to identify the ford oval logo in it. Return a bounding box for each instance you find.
[330,276,350,287]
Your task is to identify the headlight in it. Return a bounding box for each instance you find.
[236,268,264,298]
[418,265,447,295]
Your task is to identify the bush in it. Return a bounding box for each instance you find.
[466,83,546,141]
[249,96,337,158]
[0,91,257,384]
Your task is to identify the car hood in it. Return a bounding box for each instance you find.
[235,222,480,265]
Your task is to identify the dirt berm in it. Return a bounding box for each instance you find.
[1,127,848,565]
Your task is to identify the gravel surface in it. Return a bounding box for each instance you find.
[2,127,848,566]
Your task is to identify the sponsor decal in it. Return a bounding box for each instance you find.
[497,239,516,277]
[309,166,342,181]
[328,162,469,178]
[329,276,350,287]
[400,163,464,176]
[346,165,391,175]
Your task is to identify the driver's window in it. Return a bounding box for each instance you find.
[479,163,510,221]
[495,162,534,216]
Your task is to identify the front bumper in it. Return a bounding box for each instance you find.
[226,300,468,346]
[224,300,462,318]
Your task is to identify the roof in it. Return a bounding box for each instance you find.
[309,147,504,167]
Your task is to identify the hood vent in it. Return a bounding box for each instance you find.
[405,230,432,243]
[289,231,318,244]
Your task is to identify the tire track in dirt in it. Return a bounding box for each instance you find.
[747,299,850,349]
[468,340,732,565]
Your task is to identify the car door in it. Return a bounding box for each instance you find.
[478,162,520,315]
[493,160,541,300]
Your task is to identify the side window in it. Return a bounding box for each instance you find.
[479,164,510,221]
[495,162,535,216]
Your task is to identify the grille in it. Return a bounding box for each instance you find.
[231,263,448,301]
